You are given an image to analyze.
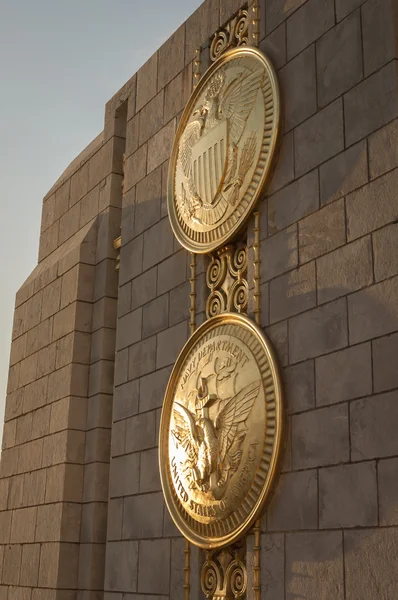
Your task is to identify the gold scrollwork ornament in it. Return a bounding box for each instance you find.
[168,46,280,254]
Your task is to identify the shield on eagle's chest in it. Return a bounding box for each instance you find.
[190,120,228,206]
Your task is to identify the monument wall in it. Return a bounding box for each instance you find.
[1,0,398,599]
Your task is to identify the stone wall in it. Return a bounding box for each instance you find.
[1,0,398,599]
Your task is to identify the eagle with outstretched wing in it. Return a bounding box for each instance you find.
[177,67,264,223]
[171,380,260,494]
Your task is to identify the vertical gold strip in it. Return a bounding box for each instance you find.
[193,47,201,89]
[184,538,191,600]
[251,0,260,47]
[253,212,261,327]
[253,519,261,600]
[189,253,197,336]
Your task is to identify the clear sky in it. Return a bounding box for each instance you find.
[0,0,202,432]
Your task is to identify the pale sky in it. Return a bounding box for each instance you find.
[0,0,202,432]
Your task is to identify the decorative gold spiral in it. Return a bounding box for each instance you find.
[235,11,248,45]
[228,280,249,313]
[206,290,226,318]
[201,559,220,598]
[206,256,225,290]
[229,561,247,598]
[210,30,229,62]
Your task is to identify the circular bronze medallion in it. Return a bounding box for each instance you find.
[167,46,280,254]
[159,313,283,548]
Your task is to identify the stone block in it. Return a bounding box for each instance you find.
[23,469,46,506]
[126,411,156,454]
[138,92,164,147]
[351,391,398,460]
[113,379,139,422]
[147,120,175,174]
[125,114,139,158]
[347,168,398,241]
[259,23,286,70]
[265,321,288,367]
[345,529,398,599]
[142,218,174,271]
[35,503,62,541]
[289,298,348,363]
[41,194,56,233]
[345,61,398,146]
[256,533,284,597]
[317,10,362,107]
[139,448,161,493]
[109,453,140,498]
[369,118,398,179]
[57,543,80,588]
[378,457,398,525]
[373,332,398,392]
[266,0,307,34]
[18,439,43,474]
[26,319,52,356]
[164,64,192,124]
[317,236,373,304]
[9,333,26,367]
[137,539,170,594]
[267,469,318,530]
[316,343,371,407]
[119,235,143,287]
[2,544,22,585]
[169,281,190,326]
[39,221,59,261]
[319,462,377,528]
[105,541,138,592]
[55,180,70,220]
[286,531,344,599]
[2,419,16,450]
[124,145,147,193]
[15,413,32,446]
[118,283,131,318]
[134,166,162,236]
[59,203,81,246]
[162,255,189,301]
[70,162,89,207]
[85,428,111,463]
[139,366,172,412]
[77,542,106,590]
[320,140,368,205]
[114,349,128,387]
[287,0,335,59]
[373,223,398,281]
[295,99,344,177]
[111,419,125,457]
[136,53,157,113]
[122,191,137,251]
[10,507,37,543]
[0,512,12,543]
[20,543,40,587]
[261,224,298,281]
[92,297,117,332]
[362,0,398,77]
[122,492,163,539]
[41,278,61,321]
[128,336,156,380]
[80,186,99,228]
[116,308,142,351]
[88,359,115,396]
[335,0,364,20]
[348,276,398,344]
[5,388,24,422]
[280,45,316,131]
[107,498,123,540]
[267,132,294,196]
[45,463,84,503]
[284,360,315,414]
[185,0,219,63]
[83,462,109,503]
[49,396,87,434]
[6,364,20,395]
[130,268,157,311]
[292,403,349,469]
[0,478,9,510]
[24,291,43,332]
[158,24,185,91]
[36,344,57,379]
[268,169,318,234]
[270,262,316,323]
[37,542,59,587]
[7,475,24,509]
[299,197,345,263]
[156,321,187,369]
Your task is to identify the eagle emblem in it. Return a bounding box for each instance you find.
[171,377,260,497]
[177,66,263,227]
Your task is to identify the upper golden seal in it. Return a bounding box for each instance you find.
[159,313,283,549]
[168,47,280,253]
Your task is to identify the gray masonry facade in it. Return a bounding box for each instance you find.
[1,0,398,598]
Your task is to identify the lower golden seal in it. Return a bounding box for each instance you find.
[159,313,283,548]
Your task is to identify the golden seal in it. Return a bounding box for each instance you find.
[167,46,280,254]
[159,313,283,548]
